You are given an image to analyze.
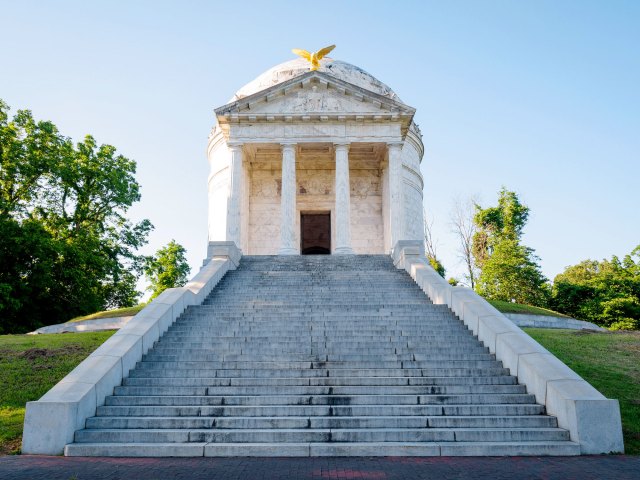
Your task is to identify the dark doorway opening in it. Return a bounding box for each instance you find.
[301,213,331,255]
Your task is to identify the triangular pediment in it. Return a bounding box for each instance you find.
[215,71,415,122]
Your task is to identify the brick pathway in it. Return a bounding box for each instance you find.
[1,456,638,480]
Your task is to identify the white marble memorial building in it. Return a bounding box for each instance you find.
[207,57,425,255]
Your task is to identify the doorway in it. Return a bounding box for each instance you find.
[301,213,331,255]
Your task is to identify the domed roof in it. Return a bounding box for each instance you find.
[232,58,402,103]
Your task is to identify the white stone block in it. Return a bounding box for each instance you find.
[546,379,624,454]
[391,240,425,269]
[408,260,429,278]
[517,353,583,404]
[152,287,192,321]
[23,381,96,455]
[91,333,143,378]
[129,302,174,336]
[495,331,549,376]
[207,241,241,267]
[450,288,485,318]
[206,443,309,457]
[414,262,440,278]
[415,269,444,292]
[155,303,176,334]
[460,300,502,335]
[426,282,452,306]
[58,354,122,406]
[477,315,521,353]
[118,313,160,354]
[187,258,229,303]
[66,443,207,457]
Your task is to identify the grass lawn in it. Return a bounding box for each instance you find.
[0,331,115,455]
[525,328,640,455]
[67,305,145,323]
[490,299,570,318]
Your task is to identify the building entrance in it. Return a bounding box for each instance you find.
[301,213,331,254]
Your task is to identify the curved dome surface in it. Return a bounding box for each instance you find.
[232,58,401,103]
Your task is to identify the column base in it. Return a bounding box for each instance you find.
[333,246,354,255]
[278,247,298,255]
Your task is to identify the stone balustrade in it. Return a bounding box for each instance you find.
[21,242,242,455]
[391,240,624,454]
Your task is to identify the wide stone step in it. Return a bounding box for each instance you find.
[157,336,480,345]
[172,320,463,327]
[112,384,526,397]
[133,360,503,370]
[96,404,547,418]
[141,353,496,363]
[64,440,581,457]
[74,427,569,444]
[149,345,490,354]
[128,367,512,378]
[159,333,477,341]
[105,394,537,406]
[148,348,491,357]
[122,375,517,387]
[86,415,557,430]
[163,329,470,337]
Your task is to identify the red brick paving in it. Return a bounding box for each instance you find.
[1,456,639,480]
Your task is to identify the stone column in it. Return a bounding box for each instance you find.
[279,143,298,255]
[226,142,243,248]
[334,142,354,254]
[388,142,404,248]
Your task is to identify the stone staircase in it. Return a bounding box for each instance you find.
[65,255,580,456]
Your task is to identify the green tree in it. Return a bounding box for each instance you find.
[472,188,549,306]
[476,238,550,305]
[0,100,152,333]
[428,256,446,278]
[145,240,191,300]
[551,245,640,328]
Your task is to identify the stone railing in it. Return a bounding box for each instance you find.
[22,242,241,455]
[391,240,624,454]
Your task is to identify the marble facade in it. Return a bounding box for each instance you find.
[207,58,425,255]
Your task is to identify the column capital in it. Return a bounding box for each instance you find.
[388,141,403,151]
[334,142,350,152]
[227,141,244,152]
[280,142,297,151]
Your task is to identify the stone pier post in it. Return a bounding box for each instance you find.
[279,143,298,255]
[334,142,353,254]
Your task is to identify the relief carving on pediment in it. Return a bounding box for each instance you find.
[290,89,344,113]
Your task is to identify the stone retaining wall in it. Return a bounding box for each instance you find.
[505,313,605,331]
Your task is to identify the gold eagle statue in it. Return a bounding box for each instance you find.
[292,44,336,71]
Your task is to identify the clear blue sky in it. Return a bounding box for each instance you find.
[2,0,639,291]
